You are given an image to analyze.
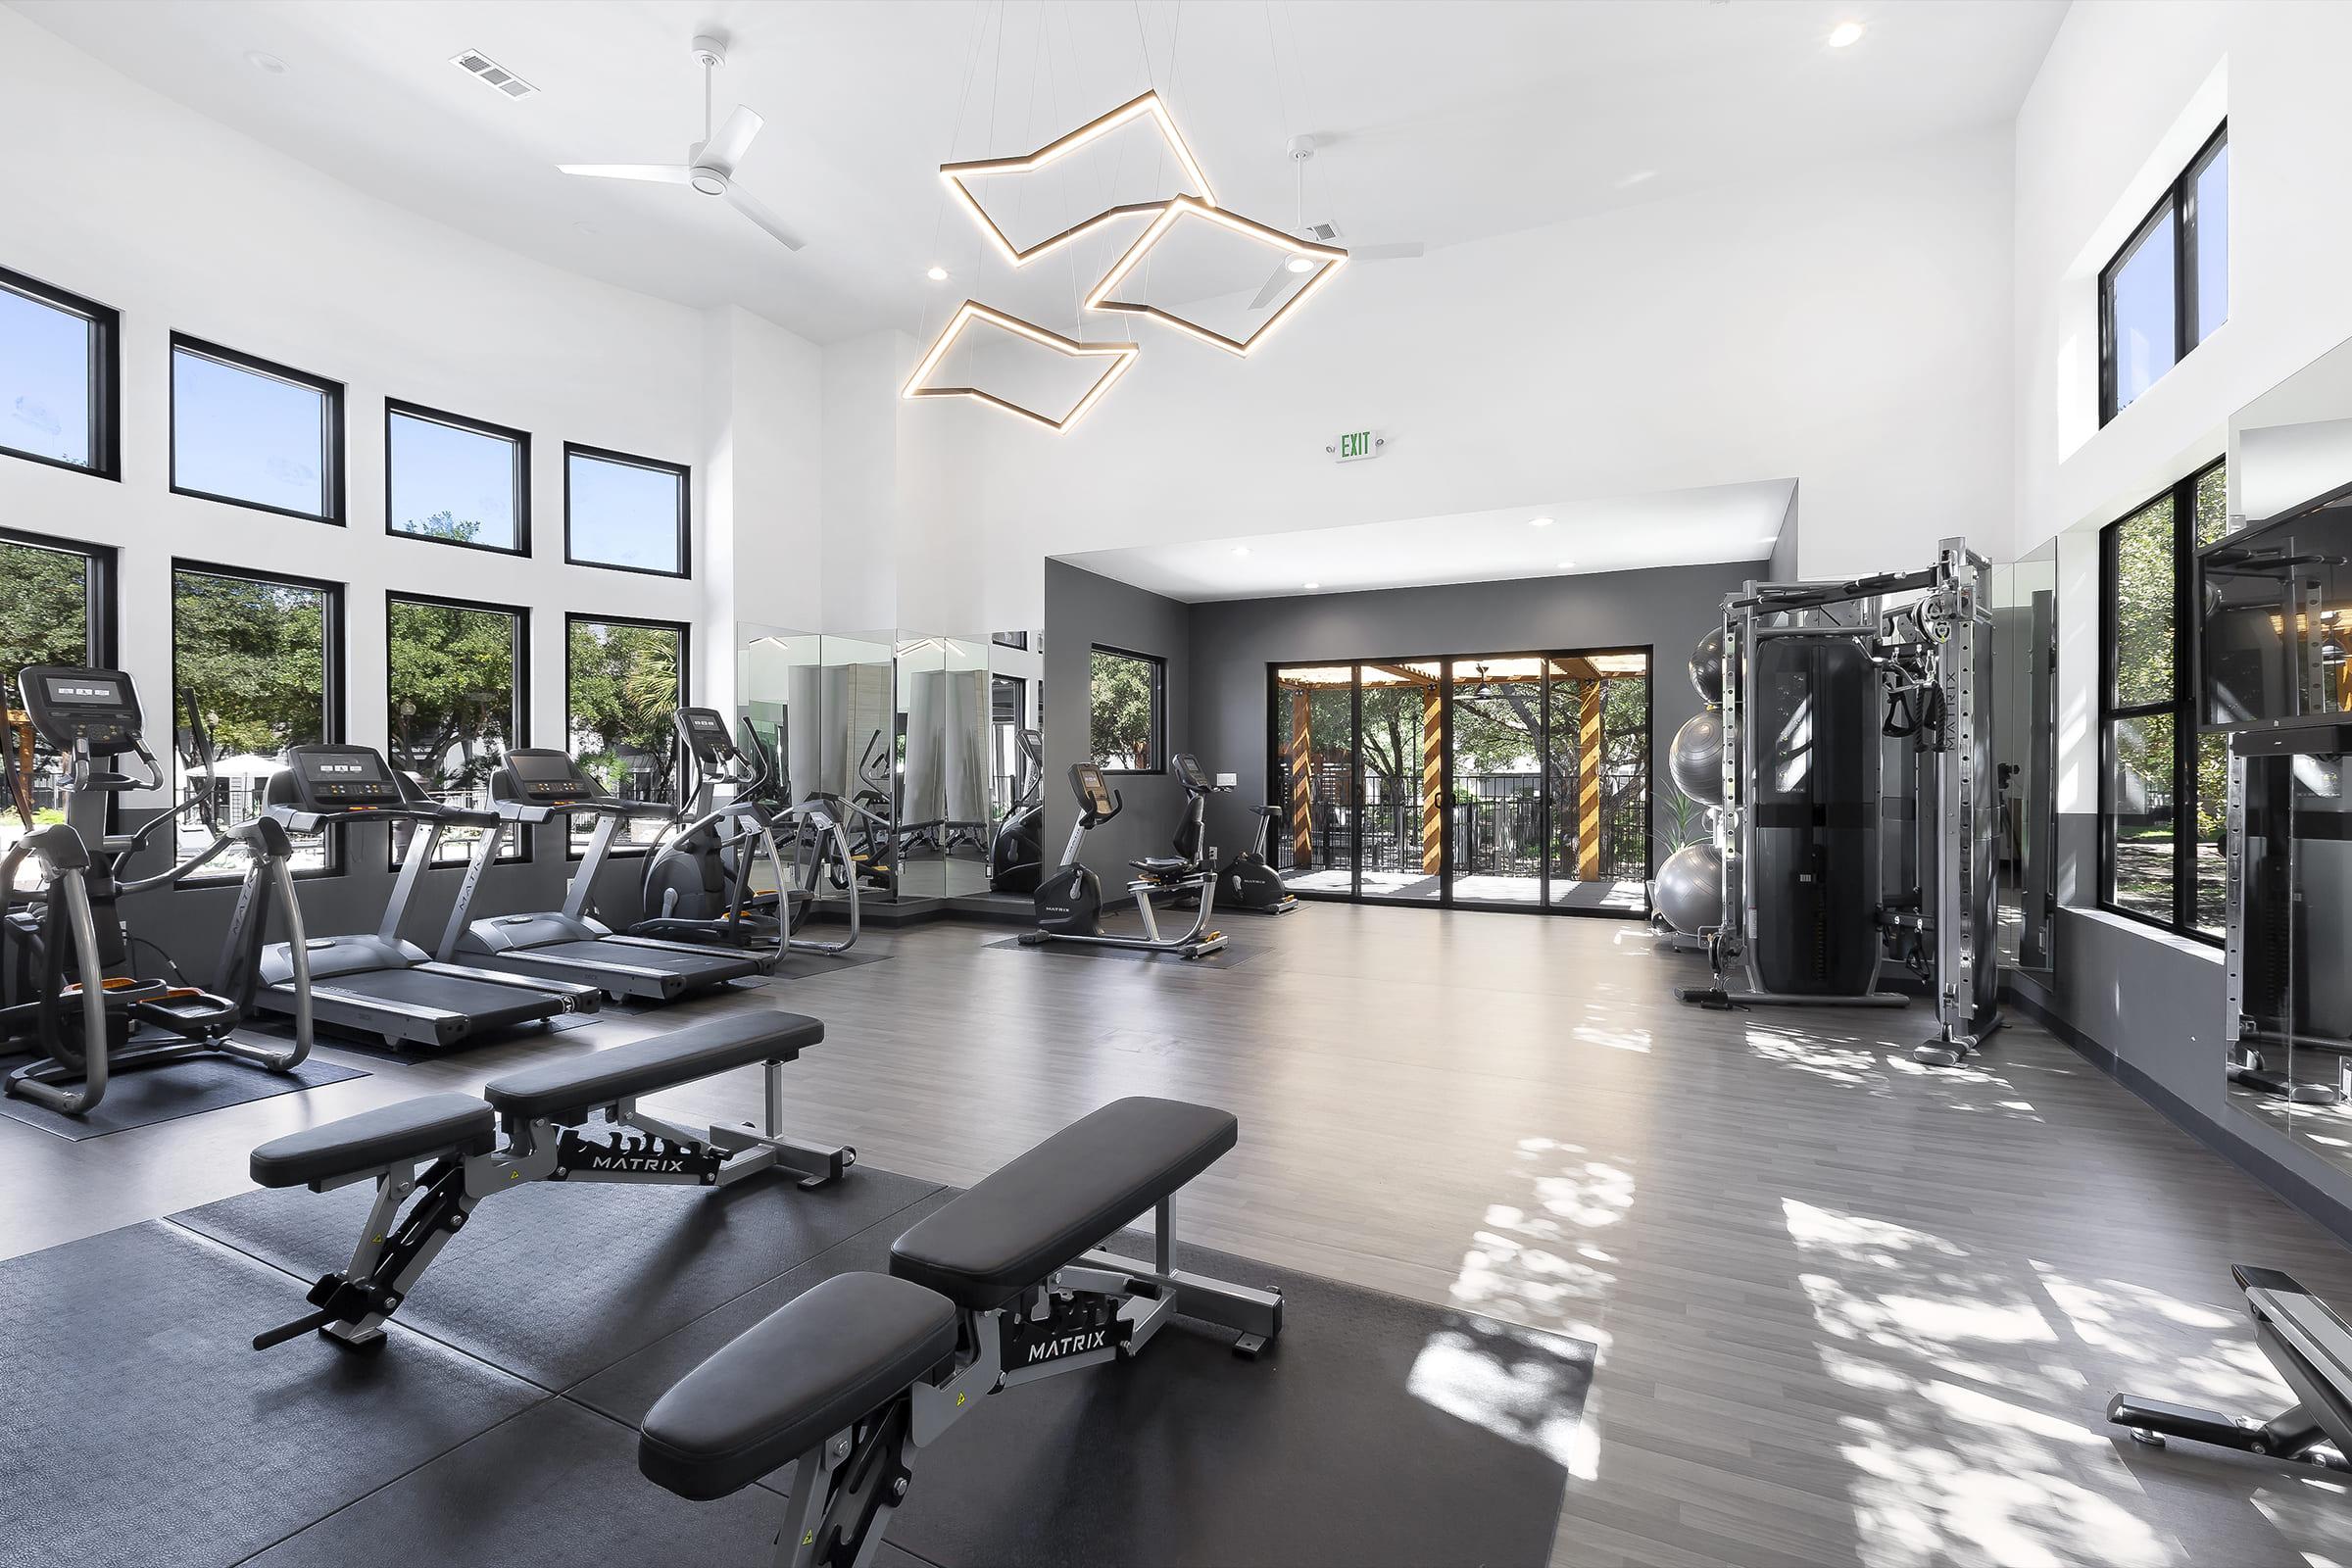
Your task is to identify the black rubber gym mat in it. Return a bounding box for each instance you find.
[0,1043,368,1141]
[981,936,1257,968]
[0,1220,541,1568]
[576,1220,1590,1568]
[765,948,892,981]
[174,1163,945,1392]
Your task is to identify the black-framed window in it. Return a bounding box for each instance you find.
[1089,646,1164,773]
[564,613,687,855]
[0,528,117,887]
[564,443,688,576]
[0,265,119,480]
[388,593,528,867]
[2100,458,2229,939]
[2101,122,2228,424]
[171,562,343,881]
[386,401,530,555]
[170,334,345,524]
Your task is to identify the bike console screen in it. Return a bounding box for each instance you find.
[1069,762,1118,819]
[1174,753,1210,792]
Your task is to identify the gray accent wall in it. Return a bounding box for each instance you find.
[1042,559,1195,876]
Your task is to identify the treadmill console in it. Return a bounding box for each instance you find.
[284,745,404,808]
[1069,762,1116,817]
[500,748,606,805]
[17,665,144,755]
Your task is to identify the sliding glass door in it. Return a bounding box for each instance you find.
[1269,647,1651,915]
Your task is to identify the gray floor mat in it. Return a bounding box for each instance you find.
[0,1221,540,1568]
[174,1164,943,1391]
[0,1043,367,1140]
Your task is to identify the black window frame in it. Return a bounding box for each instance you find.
[384,590,532,870]
[169,558,347,882]
[168,332,347,525]
[1089,644,1166,775]
[0,526,120,851]
[562,442,691,578]
[563,611,690,860]
[0,265,121,482]
[383,399,532,557]
[2099,121,2228,426]
[2097,457,2224,943]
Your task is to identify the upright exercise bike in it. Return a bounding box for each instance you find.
[1022,756,1226,958]
[1209,769,1298,915]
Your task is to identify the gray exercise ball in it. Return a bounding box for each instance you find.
[1654,842,1725,934]
[1670,708,1728,805]
[1690,627,1726,706]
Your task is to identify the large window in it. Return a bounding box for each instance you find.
[1089,646,1164,773]
[388,594,526,867]
[2101,123,2228,424]
[1,265,119,479]
[386,401,529,554]
[565,614,686,853]
[2100,459,2228,939]
[172,564,341,879]
[170,334,344,523]
[1270,649,1651,915]
[564,443,687,576]
[0,529,114,886]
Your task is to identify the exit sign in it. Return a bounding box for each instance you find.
[1330,429,1383,463]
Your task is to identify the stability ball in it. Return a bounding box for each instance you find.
[1690,627,1726,706]
[1670,708,1728,805]
[1654,842,1725,934]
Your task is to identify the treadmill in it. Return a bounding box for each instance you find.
[254,745,601,1049]
[433,748,773,1002]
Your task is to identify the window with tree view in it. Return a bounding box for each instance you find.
[0,530,110,887]
[388,595,525,867]
[1090,647,1163,772]
[2101,459,2228,938]
[172,564,338,879]
[386,402,527,553]
[566,615,684,853]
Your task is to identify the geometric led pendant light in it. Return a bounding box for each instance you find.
[901,301,1140,433]
[940,90,1214,266]
[1083,195,1348,356]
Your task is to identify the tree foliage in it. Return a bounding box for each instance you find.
[396,509,483,544]
[567,619,680,799]
[387,600,516,786]
[1089,650,1159,768]
[171,570,328,757]
[0,541,92,710]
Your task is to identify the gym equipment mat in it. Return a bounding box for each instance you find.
[763,949,892,981]
[0,1220,541,1568]
[982,936,1258,969]
[0,1044,368,1141]
[174,1162,944,1391]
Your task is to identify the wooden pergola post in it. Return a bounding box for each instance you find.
[1419,688,1445,874]
[1577,680,1604,881]
[1289,690,1314,868]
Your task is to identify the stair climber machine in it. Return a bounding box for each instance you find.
[0,667,312,1115]
[254,745,601,1050]
[1023,754,1226,958]
[1668,539,2002,1066]
[988,726,1045,895]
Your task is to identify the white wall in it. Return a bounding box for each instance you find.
[883,127,2017,627]
[0,8,825,794]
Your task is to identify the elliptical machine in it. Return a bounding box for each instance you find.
[1021,755,1226,958]
[988,727,1044,894]
[0,668,312,1115]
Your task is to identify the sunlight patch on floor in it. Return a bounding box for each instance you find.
[1404,1313,1593,1472]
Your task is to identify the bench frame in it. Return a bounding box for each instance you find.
[254,1057,853,1350]
[757,1194,1281,1568]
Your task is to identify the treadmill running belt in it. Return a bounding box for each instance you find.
[314,968,568,1032]
[527,940,759,980]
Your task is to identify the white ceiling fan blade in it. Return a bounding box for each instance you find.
[1350,242,1425,261]
[1247,261,1294,311]
[724,185,806,251]
[702,105,764,172]
[559,163,692,183]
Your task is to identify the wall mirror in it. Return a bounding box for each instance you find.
[1990,543,2059,976]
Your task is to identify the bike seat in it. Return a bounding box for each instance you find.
[1129,856,1198,875]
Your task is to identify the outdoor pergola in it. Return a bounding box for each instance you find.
[1277,653,1647,883]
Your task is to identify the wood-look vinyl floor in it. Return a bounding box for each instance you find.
[6,904,2351,1567]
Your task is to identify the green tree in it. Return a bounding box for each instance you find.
[1089,651,1158,767]
[171,570,328,758]
[0,541,92,710]
[396,509,483,544]
[387,601,516,787]
[566,620,681,800]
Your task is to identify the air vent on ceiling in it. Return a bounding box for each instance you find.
[452,49,538,100]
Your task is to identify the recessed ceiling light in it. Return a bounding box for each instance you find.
[1285,256,1315,274]
[1232,546,1251,558]
[1302,581,1320,590]
[1828,21,1865,47]
[245,50,288,74]
[926,265,949,281]
[1528,516,1554,528]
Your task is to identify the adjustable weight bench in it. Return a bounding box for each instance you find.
[639,1096,1281,1568]
[247,1010,852,1350]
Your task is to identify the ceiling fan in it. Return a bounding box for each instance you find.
[557,35,804,252]
[1249,135,1422,310]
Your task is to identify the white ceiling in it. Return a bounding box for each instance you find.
[1058,478,1793,602]
[11,0,2067,345]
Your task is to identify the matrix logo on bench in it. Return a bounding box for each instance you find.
[1004,1293,1132,1369]
[556,1130,721,1182]
[1025,1327,1110,1364]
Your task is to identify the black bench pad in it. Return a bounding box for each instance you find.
[250,1093,496,1189]
[639,1271,957,1500]
[483,1011,823,1123]
[891,1098,1236,1311]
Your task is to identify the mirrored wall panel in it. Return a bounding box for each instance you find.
[1990,542,2058,975]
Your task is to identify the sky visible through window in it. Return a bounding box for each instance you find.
[172,347,328,516]
[568,451,682,572]
[2195,141,2230,342]
[389,410,519,549]
[2109,212,2176,416]
[2,285,92,466]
